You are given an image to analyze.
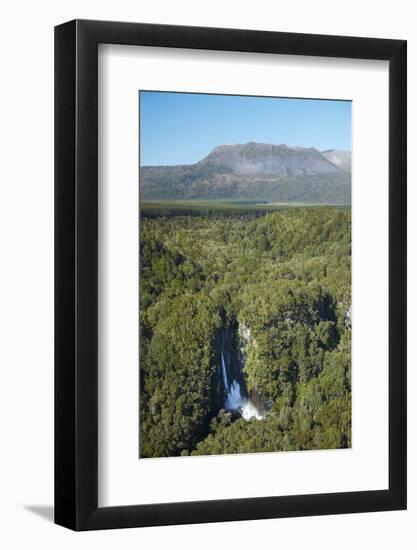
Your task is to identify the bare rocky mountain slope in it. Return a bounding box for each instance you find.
[321,149,351,173]
[141,142,351,204]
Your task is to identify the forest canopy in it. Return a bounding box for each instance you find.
[139,205,351,458]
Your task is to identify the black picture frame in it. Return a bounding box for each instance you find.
[55,19,407,531]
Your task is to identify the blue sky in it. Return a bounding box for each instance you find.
[140,91,351,166]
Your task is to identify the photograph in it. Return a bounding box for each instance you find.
[139,91,352,459]
[0,1,409,542]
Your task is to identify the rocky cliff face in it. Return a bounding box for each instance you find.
[321,149,351,173]
[198,142,342,177]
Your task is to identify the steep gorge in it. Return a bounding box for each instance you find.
[217,323,265,421]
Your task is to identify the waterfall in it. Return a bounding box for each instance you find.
[221,351,229,391]
[221,337,263,420]
[225,380,243,410]
[241,400,264,420]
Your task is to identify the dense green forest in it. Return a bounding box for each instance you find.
[139,204,351,458]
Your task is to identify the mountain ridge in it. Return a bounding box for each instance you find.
[140,142,351,205]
